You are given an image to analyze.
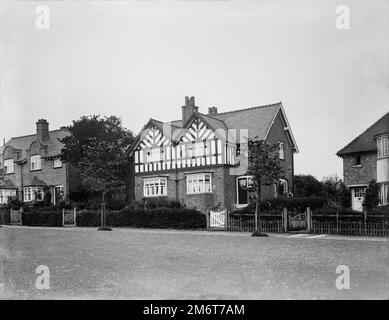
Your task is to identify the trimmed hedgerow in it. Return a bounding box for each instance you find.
[22,210,62,227]
[105,208,205,229]
[19,207,206,229]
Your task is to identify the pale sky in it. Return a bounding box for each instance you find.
[0,0,388,180]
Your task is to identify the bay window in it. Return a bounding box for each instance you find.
[377,136,389,158]
[23,186,44,202]
[187,173,212,194]
[380,183,389,205]
[30,155,41,171]
[0,189,17,204]
[143,177,167,197]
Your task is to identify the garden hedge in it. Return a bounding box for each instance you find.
[18,207,206,229]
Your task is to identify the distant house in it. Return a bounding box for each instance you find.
[0,119,79,205]
[337,112,389,211]
[127,96,299,213]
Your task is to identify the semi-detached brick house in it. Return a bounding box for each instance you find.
[337,112,389,211]
[0,119,79,205]
[127,97,299,213]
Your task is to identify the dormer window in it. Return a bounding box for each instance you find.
[377,135,389,159]
[30,155,41,171]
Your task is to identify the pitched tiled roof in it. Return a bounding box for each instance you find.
[26,176,47,187]
[337,112,389,156]
[208,103,281,140]
[169,103,281,140]
[129,101,298,154]
[0,179,16,189]
[4,129,70,160]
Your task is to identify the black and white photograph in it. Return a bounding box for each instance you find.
[0,0,388,304]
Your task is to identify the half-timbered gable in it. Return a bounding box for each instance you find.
[128,96,298,213]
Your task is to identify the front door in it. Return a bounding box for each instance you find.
[352,187,366,211]
[54,185,64,205]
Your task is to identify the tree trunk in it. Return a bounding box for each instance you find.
[101,191,105,227]
[255,186,262,233]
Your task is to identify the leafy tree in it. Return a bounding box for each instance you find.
[294,174,323,197]
[247,139,284,236]
[337,181,351,210]
[322,174,342,204]
[61,115,133,167]
[363,180,380,211]
[61,115,134,204]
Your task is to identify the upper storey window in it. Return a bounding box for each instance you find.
[4,159,14,174]
[377,136,389,159]
[30,155,42,171]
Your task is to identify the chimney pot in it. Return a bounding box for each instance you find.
[208,106,218,115]
[36,119,49,141]
[181,96,198,125]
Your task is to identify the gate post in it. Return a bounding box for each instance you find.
[282,207,288,232]
[306,206,312,233]
[206,208,210,230]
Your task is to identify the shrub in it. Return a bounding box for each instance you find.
[105,208,205,229]
[22,210,62,227]
[363,180,380,211]
[18,206,206,229]
[141,197,183,210]
[233,196,328,214]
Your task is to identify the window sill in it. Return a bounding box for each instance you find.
[30,169,42,172]
[4,172,15,175]
[351,165,363,168]
[235,204,249,208]
[143,195,168,198]
[53,166,63,169]
[186,192,213,196]
[377,155,389,160]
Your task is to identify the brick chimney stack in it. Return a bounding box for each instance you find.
[208,106,218,115]
[182,96,198,125]
[36,119,49,141]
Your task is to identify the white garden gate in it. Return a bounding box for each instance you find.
[210,209,226,229]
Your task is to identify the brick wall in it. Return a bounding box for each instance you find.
[4,158,75,201]
[343,152,377,185]
[264,110,295,193]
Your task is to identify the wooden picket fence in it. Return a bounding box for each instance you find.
[311,217,389,237]
[227,214,283,233]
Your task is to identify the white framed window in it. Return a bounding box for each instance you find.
[279,142,285,160]
[4,159,14,174]
[279,178,289,196]
[0,189,17,204]
[377,136,389,158]
[236,176,253,206]
[354,187,366,198]
[23,186,44,202]
[187,173,212,194]
[53,158,62,168]
[143,177,167,197]
[30,155,41,171]
[380,183,389,205]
